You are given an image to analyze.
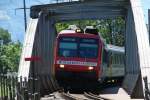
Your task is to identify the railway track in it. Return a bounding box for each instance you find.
[40,76,112,100]
[41,91,111,100]
[84,92,110,100]
[61,91,85,100]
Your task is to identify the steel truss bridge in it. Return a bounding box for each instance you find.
[18,0,150,99]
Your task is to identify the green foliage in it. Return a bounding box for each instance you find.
[56,20,98,32]
[0,28,22,73]
[0,28,11,44]
[56,18,125,46]
[97,18,125,46]
[56,23,69,32]
[0,42,22,72]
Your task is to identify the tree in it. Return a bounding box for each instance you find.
[56,18,125,46]
[56,23,69,32]
[97,18,125,46]
[0,41,22,72]
[0,28,22,73]
[0,28,11,44]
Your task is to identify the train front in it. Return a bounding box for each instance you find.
[54,33,102,81]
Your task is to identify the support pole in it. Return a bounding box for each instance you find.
[148,9,150,44]
[23,0,27,30]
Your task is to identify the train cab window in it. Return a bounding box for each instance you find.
[59,37,78,57]
[79,38,99,58]
[79,43,98,58]
[59,42,77,57]
[58,37,99,58]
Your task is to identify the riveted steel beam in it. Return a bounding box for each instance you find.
[30,0,128,20]
[19,0,150,98]
[51,11,126,22]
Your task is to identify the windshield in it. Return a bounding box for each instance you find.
[58,37,99,58]
[79,43,98,58]
[59,42,77,57]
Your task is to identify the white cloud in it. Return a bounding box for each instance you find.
[0,10,10,20]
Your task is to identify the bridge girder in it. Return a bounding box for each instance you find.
[30,0,128,21]
[18,0,150,98]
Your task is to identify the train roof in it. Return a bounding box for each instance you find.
[58,30,100,39]
[105,44,125,54]
[59,30,76,34]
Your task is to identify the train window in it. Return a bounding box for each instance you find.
[116,55,118,64]
[119,55,121,64]
[113,55,115,64]
[113,55,116,64]
[118,55,120,64]
[80,43,98,48]
[112,54,114,64]
[59,42,77,49]
[58,37,99,58]
[121,55,124,64]
[59,42,78,57]
[60,37,77,42]
[79,38,99,58]
[102,49,108,63]
[115,56,117,64]
[80,38,98,43]
[79,43,98,58]
[119,55,122,64]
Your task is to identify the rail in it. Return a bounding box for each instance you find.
[84,92,111,100]
[61,91,83,100]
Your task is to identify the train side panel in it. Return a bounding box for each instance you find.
[100,45,125,81]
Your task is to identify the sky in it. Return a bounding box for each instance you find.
[0,0,150,42]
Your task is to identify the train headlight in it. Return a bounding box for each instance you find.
[88,66,94,70]
[60,64,64,68]
[76,29,81,33]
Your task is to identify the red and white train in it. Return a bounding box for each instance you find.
[54,27,125,81]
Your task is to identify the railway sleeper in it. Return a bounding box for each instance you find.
[84,92,111,100]
[61,91,84,100]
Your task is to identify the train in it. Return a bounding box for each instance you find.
[54,26,125,82]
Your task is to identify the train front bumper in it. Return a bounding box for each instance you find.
[55,70,97,81]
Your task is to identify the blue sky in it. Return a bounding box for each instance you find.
[0,0,58,42]
[0,0,150,42]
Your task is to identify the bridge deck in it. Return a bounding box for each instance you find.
[100,86,143,100]
[40,86,144,100]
